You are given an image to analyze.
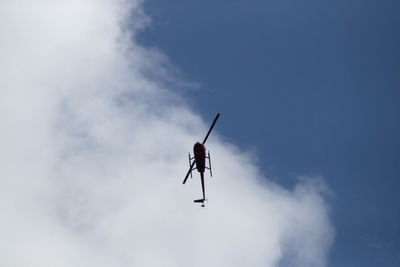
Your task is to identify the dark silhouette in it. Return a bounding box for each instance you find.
[182,112,220,207]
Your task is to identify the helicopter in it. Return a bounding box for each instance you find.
[182,112,221,207]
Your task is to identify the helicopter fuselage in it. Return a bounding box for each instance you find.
[193,142,206,173]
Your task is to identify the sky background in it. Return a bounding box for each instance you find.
[1,1,334,266]
[1,0,398,266]
[137,1,400,266]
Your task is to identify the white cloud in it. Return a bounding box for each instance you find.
[0,1,334,266]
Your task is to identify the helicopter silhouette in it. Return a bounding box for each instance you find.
[182,112,220,207]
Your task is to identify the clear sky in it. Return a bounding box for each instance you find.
[138,1,400,266]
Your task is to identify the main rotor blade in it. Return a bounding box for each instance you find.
[182,161,195,184]
[202,112,221,144]
[183,112,220,184]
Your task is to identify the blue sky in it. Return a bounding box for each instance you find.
[138,1,400,266]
